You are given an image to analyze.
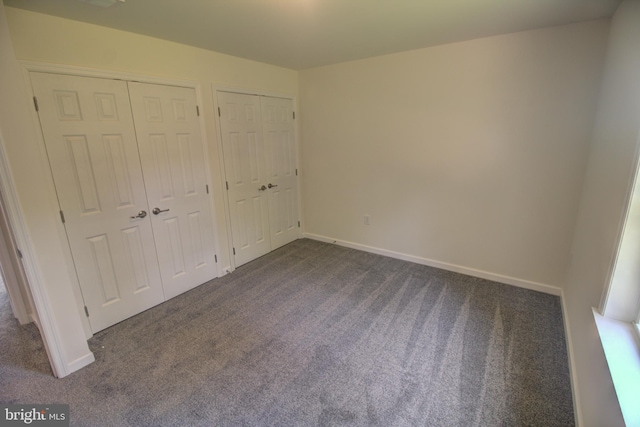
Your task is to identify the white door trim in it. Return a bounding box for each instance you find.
[20,60,202,90]
[212,84,297,101]
[212,84,302,271]
[0,187,31,324]
[0,130,71,378]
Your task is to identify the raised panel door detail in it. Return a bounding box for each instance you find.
[177,134,197,196]
[271,190,283,235]
[54,91,82,120]
[164,216,186,278]
[267,131,280,179]
[270,188,295,237]
[230,132,244,185]
[172,99,188,121]
[285,188,295,230]
[187,212,206,268]
[121,226,151,293]
[252,196,266,244]
[266,105,277,124]
[248,132,261,183]
[233,196,267,249]
[150,134,175,200]
[66,135,102,215]
[278,187,296,234]
[95,93,119,121]
[143,97,163,122]
[245,105,255,123]
[88,234,121,305]
[282,132,293,176]
[103,134,134,208]
[235,199,249,248]
[229,131,262,186]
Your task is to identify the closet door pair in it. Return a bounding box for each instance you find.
[217,91,300,267]
[31,72,217,333]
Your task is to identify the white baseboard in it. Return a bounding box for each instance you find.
[65,352,96,378]
[29,312,40,330]
[303,232,562,296]
[561,290,582,427]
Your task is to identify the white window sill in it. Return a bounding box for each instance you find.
[593,308,640,427]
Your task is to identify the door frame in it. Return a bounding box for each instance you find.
[212,84,302,271]
[19,61,222,337]
[0,185,33,325]
[0,129,68,377]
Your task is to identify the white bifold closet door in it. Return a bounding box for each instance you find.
[217,91,299,267]
[31,72,217,333]
[127,82,217,300]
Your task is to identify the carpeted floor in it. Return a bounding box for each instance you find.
[1,239,574,426]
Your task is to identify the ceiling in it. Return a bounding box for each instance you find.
[4,0,621,70]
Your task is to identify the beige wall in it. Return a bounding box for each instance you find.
[5,7,297,92]
[564,1,640,426]
[299,20,609,289]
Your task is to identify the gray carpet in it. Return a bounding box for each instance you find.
[1,239,574,426]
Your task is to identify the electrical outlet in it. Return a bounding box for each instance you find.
[364,215,370,225]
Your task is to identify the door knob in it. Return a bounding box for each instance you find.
[258,185,267,191]
[152,207,170,215]
[268,183,278,189]
[130,210,147,219]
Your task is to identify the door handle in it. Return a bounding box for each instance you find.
[258,185,267,191]
[268,183,278,189]
[152,207,170,215]
[130,210,147,219]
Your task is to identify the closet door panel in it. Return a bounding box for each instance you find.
[218,91,271,267]
[128,82,218,299]
[261,96,300,250]
[31,72,164,333]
